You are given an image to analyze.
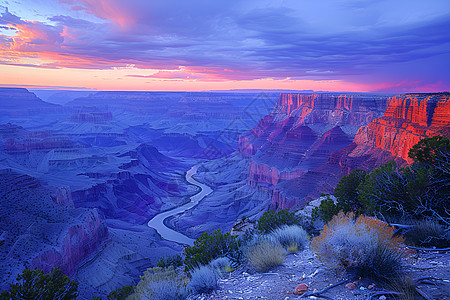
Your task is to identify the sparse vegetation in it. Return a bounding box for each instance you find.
[352,243,405,283]
[257,209,302,234]
[130,267,187,300]
[209,257,234,274]
[245,236,286,273]
[157,254,183,269]
[404,219,450,248]
[187,266,219,294]
[270,225,309,252]
[334,169,366,213]
[312,212,404,276]
[0,267,78,300]
[107,285,134,300]
[184,229,241,273]
[311,196,339,223]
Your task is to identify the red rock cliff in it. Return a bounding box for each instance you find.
[238,93,388,209]
[353,93,450,163]
[32,209,107,275]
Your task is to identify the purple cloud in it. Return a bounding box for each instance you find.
[0,0,449,91]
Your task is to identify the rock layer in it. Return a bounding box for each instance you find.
[32,209,107,275]
[238,93,388,209]
[353,93,450,163]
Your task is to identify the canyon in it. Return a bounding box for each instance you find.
[0,87,276,297]
[1,88,448,298]
[168,92,449,238]
[240,93,450,209]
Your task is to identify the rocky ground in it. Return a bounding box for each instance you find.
[191,247,449,300]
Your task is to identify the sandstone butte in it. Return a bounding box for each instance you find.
[352,93,450,163]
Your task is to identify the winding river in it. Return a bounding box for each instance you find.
[147,164,212,246]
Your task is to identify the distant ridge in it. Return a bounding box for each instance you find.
[207,89,315,93]
[0,87,58,109]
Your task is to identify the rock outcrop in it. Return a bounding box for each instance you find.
[236,93,450,210]
[352,93,450,163]
[0,172,107,289]
[238,93,388,209]
[55,186,74,207]
[32,209,107,275]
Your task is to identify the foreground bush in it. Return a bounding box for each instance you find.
[359,136,449,223]
[352,243,405,283]
[334,169,366,213]
[257,209,302,234]
[270,225,309,252]
[0,268,78,300]
[311,196,339,224]
[157,254,183,269]
[187,266,219,294]
[209,257,234,275]
[107,285,134,300]
[404,219,450,248]
[131,267,187,300]
[245,236,286,272]
[184,229,240,273]
[312,212,404,278]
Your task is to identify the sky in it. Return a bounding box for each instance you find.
[0,0,449,92]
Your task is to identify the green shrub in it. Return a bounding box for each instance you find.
[0,267,78,300]
[408,135,450,164]
[257,209,301,234]
[358,161,428,217]
[187,266,219,294]
[184,229,240,273]
[358,136,449,222]
[107,285,134,300]
[245,236,286,272]
[131,267,187,300]
[156,254,183,269]
[404,219,450,248]
[270,225,309,252]
[311,196,339,223]
[334,169,366,213]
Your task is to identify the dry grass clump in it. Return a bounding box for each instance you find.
[353,243,405,283]
[311,211,405,280]
[404,219,450,248]
[387,277,418,300]
[270,225,309,252]
[245,236,286,273]
[187,266,219,294]
[130,267,187,300]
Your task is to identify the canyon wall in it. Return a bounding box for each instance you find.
[243,93,449,210]
[352,93,450,163]
[32,209,107,275]
[238,93,389,209]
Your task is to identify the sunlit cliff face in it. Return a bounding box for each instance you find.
[353,94,450,163]
[0,0,449,92]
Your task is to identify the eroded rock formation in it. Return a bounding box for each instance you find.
[32,209,107,275]
[352,93,450,163]
[238,93,388,209]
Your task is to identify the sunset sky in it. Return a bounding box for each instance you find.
[0,0,449,92]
